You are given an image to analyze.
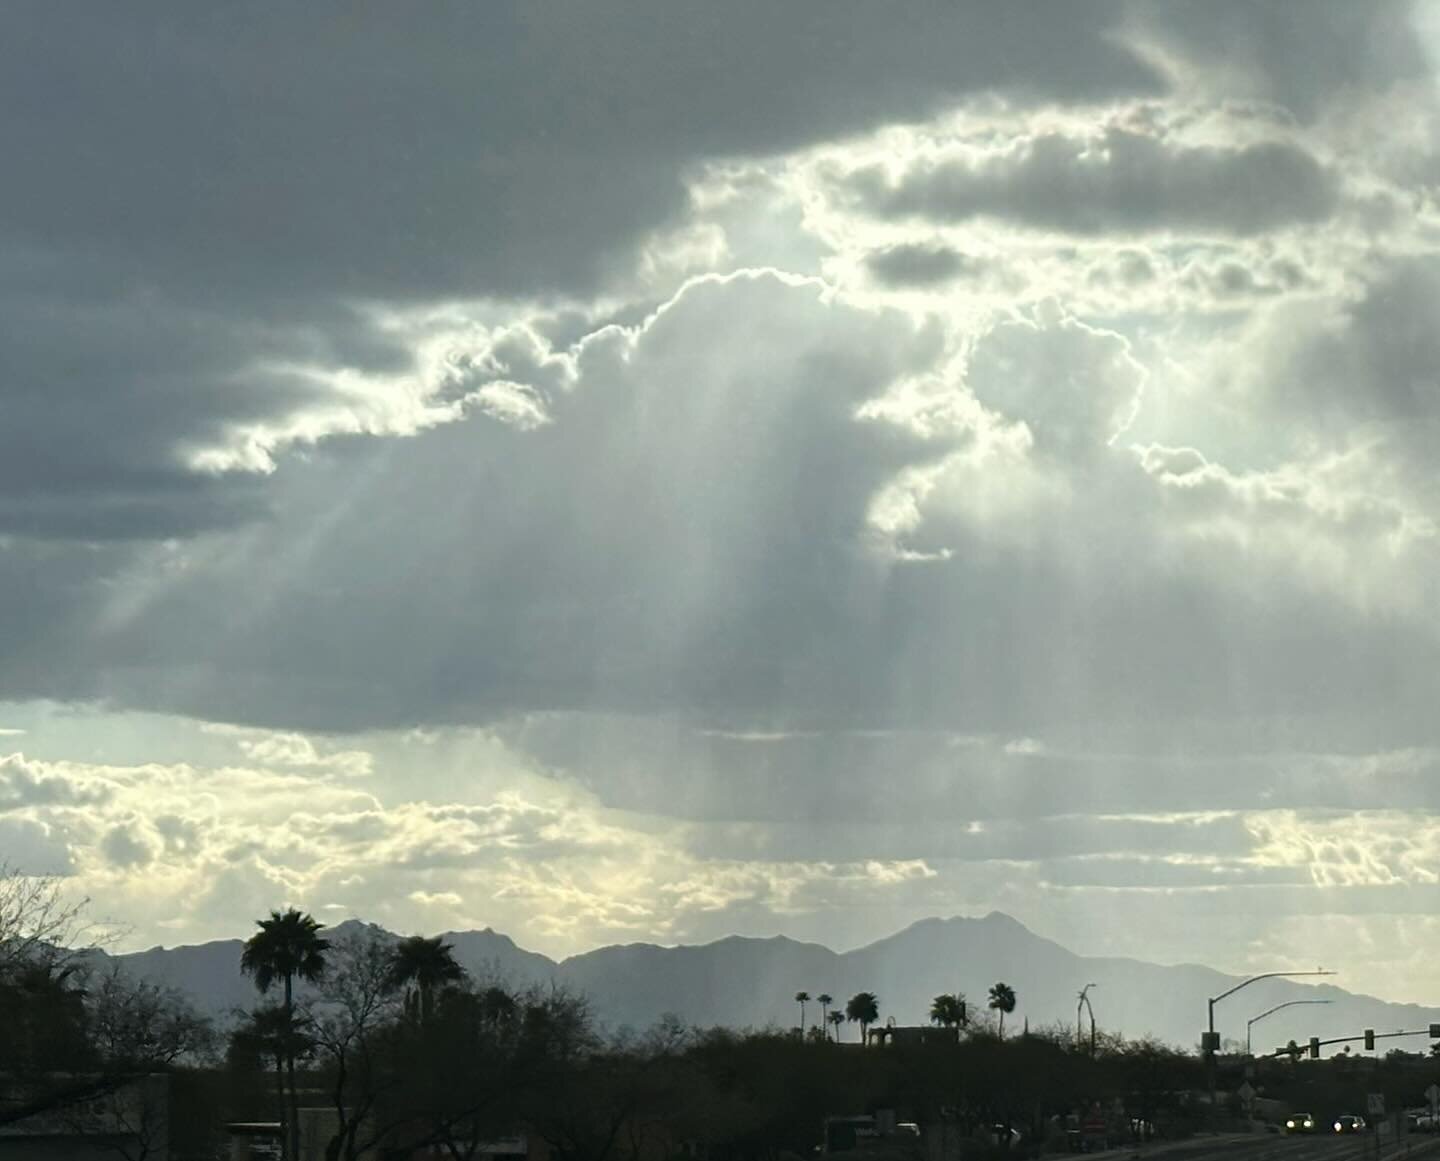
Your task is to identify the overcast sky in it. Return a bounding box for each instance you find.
[5,1,1440,1005]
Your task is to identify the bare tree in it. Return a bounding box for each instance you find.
[0,863,94,981]
[311,932,408,1161]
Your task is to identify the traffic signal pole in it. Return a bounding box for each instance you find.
[1204,970,1336,1128]
[1261,1024,1440,1059]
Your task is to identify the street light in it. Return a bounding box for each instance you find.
[1206,969,1337,1051]
[1245,999,1332,1055]
[1078,983,1098,1056]
[1203,969,1336,1129]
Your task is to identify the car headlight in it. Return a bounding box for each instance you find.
[1304,1120,1313,1128]
[1286,1121,1295,1128]
[1335,1124,1343,1132]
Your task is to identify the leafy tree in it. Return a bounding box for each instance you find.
[930,992,967,1031]
[845,992,879,1044]
[433,985,595,1161]
[240,909,329,1161]
[227,1003,296,1136]
[387,933,467,1023]
[794,991,809,1037]
[828,1009,845,1041]
[988,982,1017,1038]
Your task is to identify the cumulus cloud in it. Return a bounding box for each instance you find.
[0,753,112,810]
[202,724,373,778]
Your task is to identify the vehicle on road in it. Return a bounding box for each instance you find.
[1285,1113,1316,1134]
[1333,1115,1366,1134]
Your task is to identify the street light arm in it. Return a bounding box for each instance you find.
[1246,999,1333,1031]
[1212,970,1335,1008]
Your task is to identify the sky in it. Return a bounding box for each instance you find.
[4,2,1440,1004]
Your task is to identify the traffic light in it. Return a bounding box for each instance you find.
[1431,1023,1440,1038]
[1309,1037,1321,1059]
[1364,1029,1375,1051]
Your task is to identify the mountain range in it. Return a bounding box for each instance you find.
[113,911,1440,1053]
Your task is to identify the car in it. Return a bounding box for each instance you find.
[1333,1115,1366,1134]
[1284,1113,1316,1134]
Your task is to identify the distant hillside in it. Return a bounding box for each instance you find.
[112,911,1440,1052]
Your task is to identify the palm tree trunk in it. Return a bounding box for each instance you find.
[275,1049,289,1161]
[286,974,301,1161]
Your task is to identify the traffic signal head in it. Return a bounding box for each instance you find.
[1431,1023,1440,1039]
[1364,1029,1375,1051]
[1310,1037,1321,1059]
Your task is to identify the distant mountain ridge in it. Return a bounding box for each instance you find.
[113,912,1440,1052]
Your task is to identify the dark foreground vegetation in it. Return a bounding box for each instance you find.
[4,879,1440,1161]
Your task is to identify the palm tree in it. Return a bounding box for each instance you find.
[241,909,329,1161]
[930,992,967,1034]
[817,993,833,1038]
[828,1009,846,1042]
[794,991,810,1038]
[846,992,879,1044]
[988,981,1017,1038]
[388,934,467,1023]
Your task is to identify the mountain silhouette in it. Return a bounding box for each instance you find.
[113,911,1440,1051]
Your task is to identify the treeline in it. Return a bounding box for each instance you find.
[1,882,1207,1161]
[228,910,1205,1161]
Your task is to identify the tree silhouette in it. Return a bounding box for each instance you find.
[241,909,329,1161]
[794,991,809,1038]
[816,993,833,1038]
[845,992,879,1044]
[387,934,466,1023]
[828,1009,845,1042]
[988,982,1017,1038]
[929,992,967,1032]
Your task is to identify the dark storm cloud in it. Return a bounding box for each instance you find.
[864,244,980,288]
[1131,0,1431,120]
[844,129,1339,236]
[1275,259,1440,428]
[0,1,1165,542]
[3,2,1161,303]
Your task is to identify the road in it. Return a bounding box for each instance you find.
[1119,1132,1440,1161]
